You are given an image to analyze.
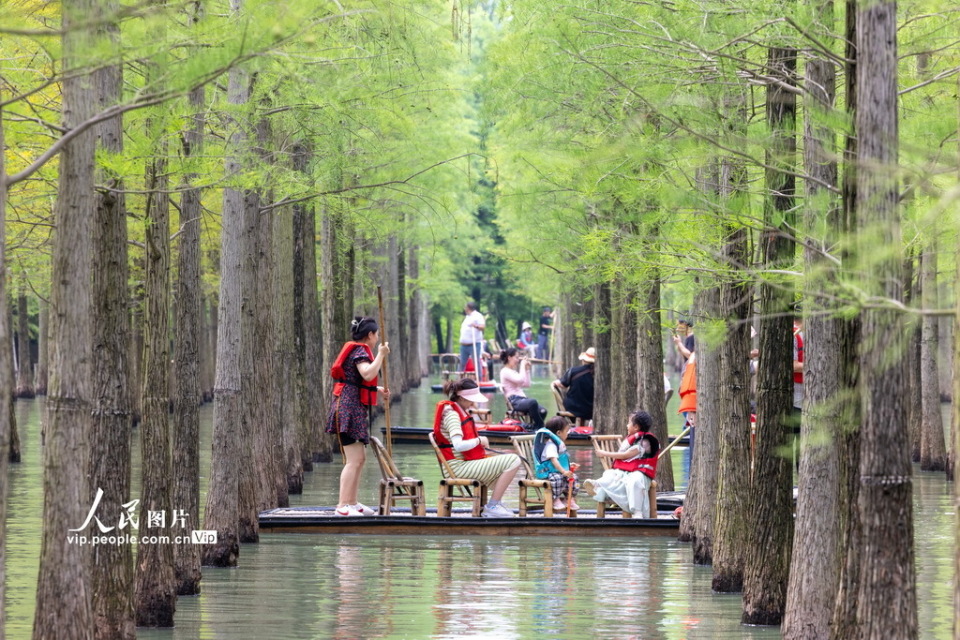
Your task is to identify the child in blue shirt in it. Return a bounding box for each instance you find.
[533,416,581,512]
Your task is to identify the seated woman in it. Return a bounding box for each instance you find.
[583,410,660,518]
[533,416,581,512]
[499,347,547,431]
[432,378,522,518]
[516,322,537,358]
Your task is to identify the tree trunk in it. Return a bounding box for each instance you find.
[201,24,245,567]
[203,293,217,402]
[275,188,302,494]
[904,253,922,463]
[592,280,614,435]
[172,77,205,596]
[783,45,843,639]
[15,291,34,398]
[36,298,48,396]
[89,43,135,640]
[0,101,15,640]
[637,270,672,491]
[33,1,96,635]
[291,143,316,470]
[303,203,330,463]
[742,44,797,624]
[854,0,917,635]
[134,123,176,628]
[919,245,946,470]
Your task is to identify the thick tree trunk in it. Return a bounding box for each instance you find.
[291,144,316,470]
[854,1,917,636]
[783,48,843,639]
[919,245,946,470]
[904,254,922,463]
[172,79,205,596]
[15,291,34,398]
[742,44,797,624]
[33,1,96,635]
[89,47,135,640]
[203,294,217,402]
[134,132,176,627]
[0,103,14,640]
[201,32,245,567]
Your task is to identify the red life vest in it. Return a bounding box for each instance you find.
[331,341,378,406]
[614,432,659,479]
[432,401,486,461]
[793,326,804,384]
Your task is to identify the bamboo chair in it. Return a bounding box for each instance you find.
[370,437,427,516]
[509,435,555,518]
[549,380,584,428]
[469,407,492,426]
[589,435,658,519]
[503,394,532,425]
[427,432,488,517]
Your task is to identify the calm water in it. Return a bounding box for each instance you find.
[4,373,955,639]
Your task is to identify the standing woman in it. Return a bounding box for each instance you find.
[326,316,390,516]
[499,347,547,431]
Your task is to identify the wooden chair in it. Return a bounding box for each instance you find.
[550,380,584,428]
[427,432,488,517]
[469,407,492,426]
[589,435,657,518]
[503,394,532,424]
[509,435,555,518]
[370,437,427,516]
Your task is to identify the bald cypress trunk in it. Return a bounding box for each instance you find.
[854,0,917,635]
[89,31,135,637]
[15,291,34,398]
[0,101,14,640]
[637,269,672,492]
[35,299,48,396]
[33,1,96,635]
[172,73,205,595]
[919,245,946,471]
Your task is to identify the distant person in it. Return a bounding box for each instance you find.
[672,319,695,362]
[677,351,697,451]
[499,347,547,431]
[536,307,555,360]
[433,378,521,518]
[326,316,390,517]
[558,347,596,422]
[533,417,581,513]
[517,322,537,358]
[583,410,660,518]
[458,301,486,374]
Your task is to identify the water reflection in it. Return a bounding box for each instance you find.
[3,388,956,640]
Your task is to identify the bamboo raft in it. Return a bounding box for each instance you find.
[380,425,691,449]
[259,495,685,537]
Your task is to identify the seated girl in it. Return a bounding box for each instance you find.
[533,416,581,512]
[584,410,660,518]
[499,347,547,431]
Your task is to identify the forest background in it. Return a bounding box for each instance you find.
[1,0,959,638]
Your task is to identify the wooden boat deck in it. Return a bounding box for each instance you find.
[259,493,685,537]
[381,425,690,448]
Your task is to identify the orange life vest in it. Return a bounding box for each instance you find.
[331,341,378,405]
[614,432,659,479]
[432,401,486,461]
[677,361,697,414]
[793,326,804,384]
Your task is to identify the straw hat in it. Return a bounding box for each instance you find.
[578,347,596,363]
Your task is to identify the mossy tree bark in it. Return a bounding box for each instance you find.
[637,267,672,491]
[35,299,48,396]
[33,2,97,636]
[591,280,614,435]
[0,102,14,640]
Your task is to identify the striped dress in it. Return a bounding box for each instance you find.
[440,406,519,485]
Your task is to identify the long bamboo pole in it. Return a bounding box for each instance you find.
[658,425,692,460]
[377,286,392,457]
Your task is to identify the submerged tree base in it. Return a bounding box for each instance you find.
[201,534,239,568]
[712,571,743,594]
